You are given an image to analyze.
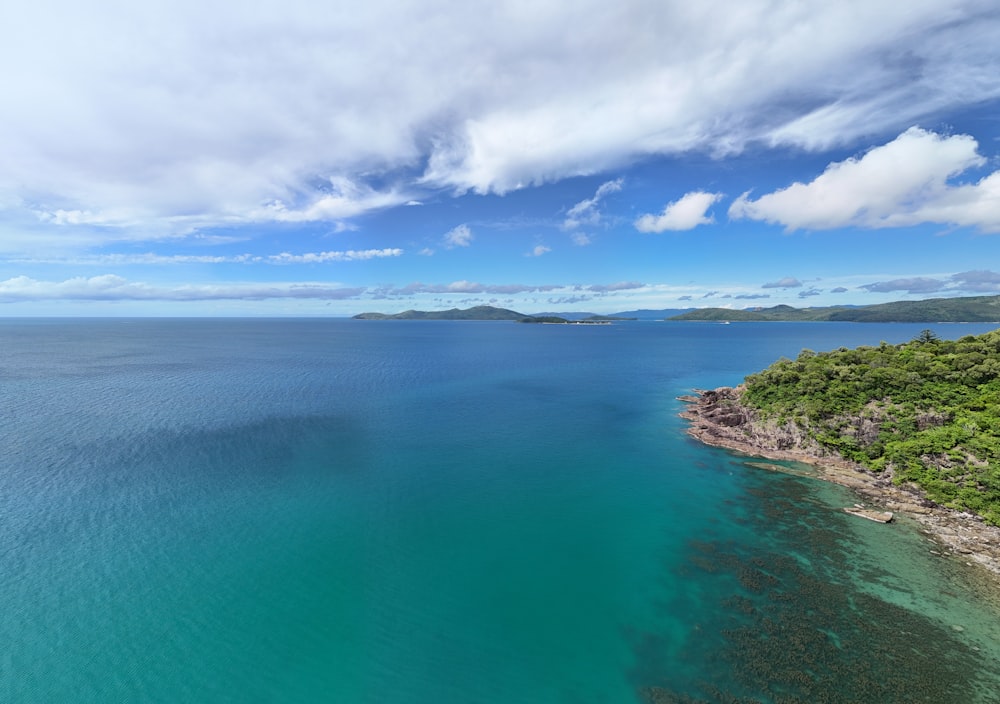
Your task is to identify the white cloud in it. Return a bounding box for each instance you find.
[443,224,473,248]
[267,248,403,264]
[587,281,644,292]
[0,275,365,302]
[1,1,997,245]
[247,177,411,224]
[859,269,1000,295]
[762,277,803,289]
[7,249,403,265]
[527,245,551,257]
[562,178,623,230]
[730,127,1000,232]
[387,281,561,295]
[635,191,723,232]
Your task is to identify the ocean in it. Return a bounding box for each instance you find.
[3,318,1000,703]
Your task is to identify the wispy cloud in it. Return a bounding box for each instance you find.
[443,224,473,248]
[377,281,562,296]
[860,277,948,294]
[0,275,365,302]
[859,269,1000,295]
[730,128,1000,232]
[951,269,1000,292]
[268,249,403,264]
[562,179,623,230]
[587,281,645,293]
[762,277,803,288]
[635,191,722,233]
[526,245,551,257]
[9,249,404,265]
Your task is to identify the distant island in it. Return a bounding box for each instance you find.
[669,294,1000,323]
[681,327,1000,575]
[352,305,630,323]
[354,295,1000,324]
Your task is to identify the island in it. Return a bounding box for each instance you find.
[681,327,1000,576]
[354,294,1000,324]
[353,305,622,323]
[668,293,1000,322]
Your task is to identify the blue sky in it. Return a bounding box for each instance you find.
[3,1,1000,316]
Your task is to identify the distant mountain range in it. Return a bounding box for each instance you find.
[668,295,1000,323]
[353,295,1000,323]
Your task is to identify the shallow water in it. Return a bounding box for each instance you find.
[2,318,999,702]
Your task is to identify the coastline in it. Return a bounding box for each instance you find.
[679,387,1000,580]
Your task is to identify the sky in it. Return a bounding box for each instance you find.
[3,0,1000,316]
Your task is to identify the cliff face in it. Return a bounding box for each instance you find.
[681,386,832,459]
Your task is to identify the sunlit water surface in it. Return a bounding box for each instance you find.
[3,319,1000,703]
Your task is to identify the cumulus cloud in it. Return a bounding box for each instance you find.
[635,191,723,233]
[443,224,473,248]
[762,277,803,289]
[2,1,998,245]
[730,127,1000,232]
[0,275,365,302]
[798,288,822,298]
[562,178,623,230]
[830,287,849,293]
[735,293,771,300]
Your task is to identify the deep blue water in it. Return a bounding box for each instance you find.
[3,319,1000,703]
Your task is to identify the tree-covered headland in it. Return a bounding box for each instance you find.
[741,328,1000,524]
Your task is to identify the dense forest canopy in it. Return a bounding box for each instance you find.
[741,328,1000,523]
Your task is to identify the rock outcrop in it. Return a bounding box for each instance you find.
[680,387,1000,579]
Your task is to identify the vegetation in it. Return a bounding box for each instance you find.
[740,328,1000,523]
[353,305,529,320]
[518,316,570,324]
[353,306,620,323]
[669,294,1000,323]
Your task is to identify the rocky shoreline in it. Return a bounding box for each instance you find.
[679,386,1000,579]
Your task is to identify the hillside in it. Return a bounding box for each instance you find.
[669,294,1000,323]
[694,328,1000,524]
[353,305,528,320]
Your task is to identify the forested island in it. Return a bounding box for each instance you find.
[352,305,627,323]
[669,294,1000,322]
[682,327,1000,574]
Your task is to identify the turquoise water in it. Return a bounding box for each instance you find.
[3,319,1000,702]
